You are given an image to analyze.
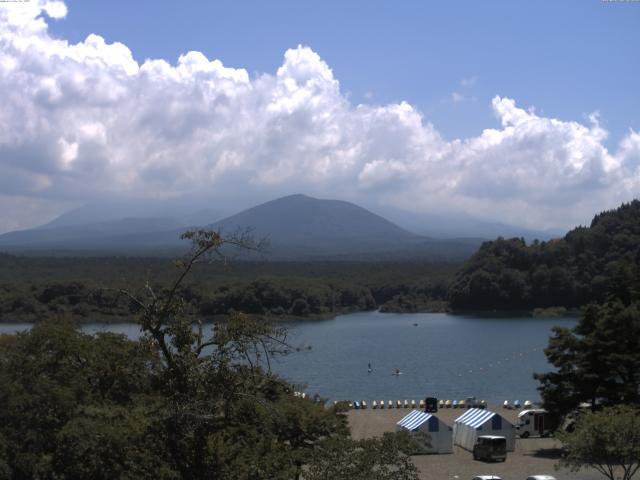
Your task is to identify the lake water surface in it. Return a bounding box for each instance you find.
[0,311,576,404]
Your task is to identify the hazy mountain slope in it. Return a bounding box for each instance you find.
[209,194,480,259]
[212,194,418,243]
[39,199,221,230]
[375,206,563,241]
[0,217,185,247]
[0,194,481,260]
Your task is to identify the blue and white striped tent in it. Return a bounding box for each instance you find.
[396,410,453,454]
[453,408,515,451]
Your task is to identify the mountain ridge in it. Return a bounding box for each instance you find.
[0,194,481,260]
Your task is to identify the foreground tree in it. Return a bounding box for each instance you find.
[119,230,350,478]
[0,229,419,479]
[305,432,419,480]
[558,405,640,480]
[534,300,640,418]
[535,238,640,423]
[0,318,164,479]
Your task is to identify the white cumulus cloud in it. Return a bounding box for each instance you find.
[0,0,638,233]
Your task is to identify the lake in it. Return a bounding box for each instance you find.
[0,311,576,404]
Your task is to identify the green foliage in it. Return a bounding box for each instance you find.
[535,300,640,418]
[0,254,458,322]
[0,230,419,479]
[534,231,640,417]
[305,431,419,480]
[0,317,162,479]
[448,200,640,310]
[52,405,174,480]
[0,432,11,480]
[558,405,640,480]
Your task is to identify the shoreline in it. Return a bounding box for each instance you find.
[0,305,582,325]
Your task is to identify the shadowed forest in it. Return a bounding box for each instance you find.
[1,200,639,323]
[0,256,456,323]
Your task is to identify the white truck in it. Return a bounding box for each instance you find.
[516,409,550,438]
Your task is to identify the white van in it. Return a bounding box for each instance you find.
[516,409,550,438]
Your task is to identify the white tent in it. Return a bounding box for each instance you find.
[396,410,453,454]
[453,408,515,452]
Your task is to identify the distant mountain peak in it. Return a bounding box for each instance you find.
[0,194,482,260]
[279,193,312,200]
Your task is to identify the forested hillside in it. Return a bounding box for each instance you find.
[448,200,640,310]
[0,255,456,323]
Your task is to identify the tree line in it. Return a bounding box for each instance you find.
[0,255,455,323]
[448,200,640,311]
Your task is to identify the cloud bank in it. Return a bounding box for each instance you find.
[0,1,638,233]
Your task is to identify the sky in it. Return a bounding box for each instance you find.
[0,0,638,234]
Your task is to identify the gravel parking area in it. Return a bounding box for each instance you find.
[347,406,604,480]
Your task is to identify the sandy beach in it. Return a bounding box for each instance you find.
[348,406,604,480]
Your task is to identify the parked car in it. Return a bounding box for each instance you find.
[473,435,507,462]
[526,476,557,480]
[472,476,502,480]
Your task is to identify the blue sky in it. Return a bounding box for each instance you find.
[51,0,639,143]
[0,0,638,233]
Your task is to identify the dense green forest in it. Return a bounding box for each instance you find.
[0,232,420,479]
[448,200,640,311]
[0,254,456,323]
[532,203,640,427]
[1,200,639,322]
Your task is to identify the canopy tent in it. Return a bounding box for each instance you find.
[453,408,515,451]
[396,410,453,454]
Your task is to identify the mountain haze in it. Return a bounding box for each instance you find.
[213,194,415,242]
[0,194,482,260]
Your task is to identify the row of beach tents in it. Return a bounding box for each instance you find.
[396,408,516,454]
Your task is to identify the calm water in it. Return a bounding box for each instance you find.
[0,311,576,404]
